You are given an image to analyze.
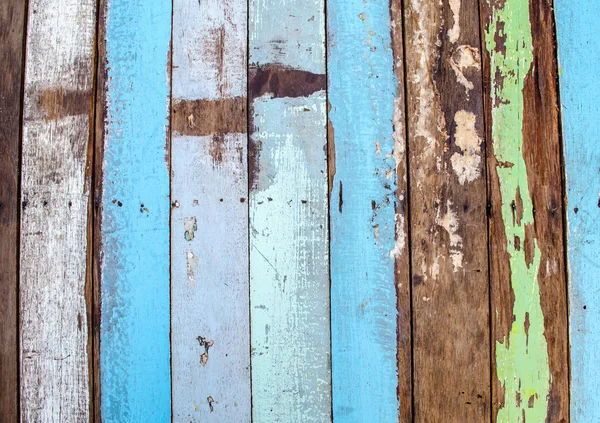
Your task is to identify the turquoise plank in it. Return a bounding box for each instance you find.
[99,0,172,420]
[555,0,600,420]
[328,0,401,421]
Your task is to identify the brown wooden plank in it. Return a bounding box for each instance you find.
[480,0,570,421]
[390,1,413,421]
[403,0,491,420]
[0,0,26,420]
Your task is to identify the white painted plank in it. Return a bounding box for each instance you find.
[19,0,96,420]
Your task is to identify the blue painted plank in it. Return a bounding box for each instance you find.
[328,1,402,421]
[98,0,172,420]
[555,1,600,420]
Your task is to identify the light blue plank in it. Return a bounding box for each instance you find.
[99,0,172,420]
[249,0,331,420]
[555,1,600,420]
[328,1,401,421]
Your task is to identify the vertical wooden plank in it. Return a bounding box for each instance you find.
[19,0,96,420]
[170,0,250,420]
[327,0,410,421]
[555,0,600,419]
[0,0,26,420]
[98,0,172,419]
[248,0,331,420]
[403,0,491,420]
[481,0,570,421]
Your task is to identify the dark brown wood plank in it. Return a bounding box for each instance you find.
[403,0,491,420]
[0,0,26,420]
[480,0,570,421]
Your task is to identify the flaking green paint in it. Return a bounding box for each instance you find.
[485,1,550,422]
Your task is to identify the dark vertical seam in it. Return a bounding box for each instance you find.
[90,0,103,419]
[323,0,333,419]
[168,0,175,419]
[475,0,494,421]
[397,0,415,421]
[548,0,571,417]
[246,0,253,420]
[17,0,31,420]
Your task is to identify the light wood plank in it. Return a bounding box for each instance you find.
[249,0,331,420]
[403,0,491,420]
[171,1,249,420]
[19,0,96,420]
[97,0,172,419]
[0,0,26,419]
[327,1,409,421]
[481,0,570,421]
[555,0,600,420]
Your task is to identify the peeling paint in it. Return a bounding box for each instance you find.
[449,45,481,96]
[448,0,461,43]
[450,110,482,185]
[184,216,197,241]
[485,0,550,421]
[186,250,198,285]
[435,200,463,272]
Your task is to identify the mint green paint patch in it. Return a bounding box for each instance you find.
[485,1,551,422]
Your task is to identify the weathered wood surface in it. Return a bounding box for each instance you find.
[403,0,491,420]
[0,0,26,420]
[98,0,172,419]
[171,0,250,420]
[19,0,96,420]
[327,0,409,420]
[481,0,570,421]
[249,0,331,420]
[555,0,599,420]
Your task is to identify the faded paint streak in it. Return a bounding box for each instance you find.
[435,200,463,272]
[485,0,550,421]
[172,97,247,136]
[450,110,482,184]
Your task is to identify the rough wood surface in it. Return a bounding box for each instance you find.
[555,0,600,419]
[98,0,172,419]
[249,0,331,420]
[403,0,491,420]
[327,0,409,420]
[481,0,570,421]
[0,0,26,420]
[19,0,96,420]
[171,0,250,420]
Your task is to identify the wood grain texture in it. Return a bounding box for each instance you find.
[555,0,600,419]
[19,0,96,420]
[249,0,331,420]
[0,0,26,419]
[98,0,172,420]
[403,0,491,420]
[171,0,250,420]
[481,0,570,421]
[327,1,408,420]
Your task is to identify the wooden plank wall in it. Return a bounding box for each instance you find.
[170,0,250,420]
[403,0,491,420]
[0,0,26,420]
[481,0,570,421]
[0,0,582,421]
[327,1,409,421]
[97,0,172,419]
[248,0,332,421]
[555,0,600,420]
[19,0,97,420]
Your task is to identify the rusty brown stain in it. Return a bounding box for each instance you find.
[172,97,247,136]
[327,102,336,195]
[209,134,225,164]
[38,88,90,122]
[249,64,326,99]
